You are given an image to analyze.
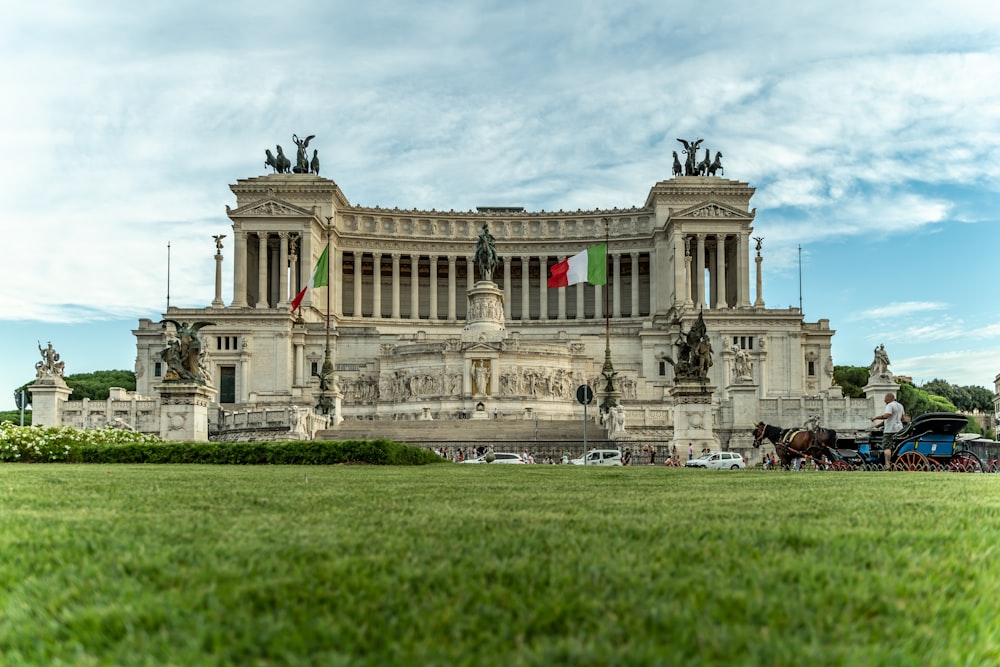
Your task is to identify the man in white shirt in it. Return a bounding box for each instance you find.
[872,393,905,469]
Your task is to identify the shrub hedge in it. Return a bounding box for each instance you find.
[73,439,445,465]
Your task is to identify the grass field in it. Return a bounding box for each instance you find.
[1,464,999,666]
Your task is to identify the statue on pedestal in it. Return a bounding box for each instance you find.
[35,341,65,379]
[159,320,213,384]
[868,344,892,382]
[474,224,498,282]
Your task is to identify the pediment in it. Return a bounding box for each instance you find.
[228,197,314,218]
[674,200,749,219]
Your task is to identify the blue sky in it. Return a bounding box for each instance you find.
[2,0,999,410]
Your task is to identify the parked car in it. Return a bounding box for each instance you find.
[460,452,525,464]
[569,449,623,466]
[684,451,745,469]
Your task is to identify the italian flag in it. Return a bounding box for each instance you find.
[290,245,330,312]
[547,244,607,288]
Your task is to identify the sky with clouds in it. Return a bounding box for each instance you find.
[2,0,998,409]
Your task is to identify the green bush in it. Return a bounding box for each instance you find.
[0,422,445,465]
[75,438,444,465]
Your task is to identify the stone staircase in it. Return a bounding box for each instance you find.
[316,417,605,446]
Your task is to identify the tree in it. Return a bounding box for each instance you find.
[833,366,868,398]
[19,370,136,403]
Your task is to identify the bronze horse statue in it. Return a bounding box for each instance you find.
[708,151,723,176]
[752,421,839,469]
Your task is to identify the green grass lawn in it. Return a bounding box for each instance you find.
[1,464,998,666]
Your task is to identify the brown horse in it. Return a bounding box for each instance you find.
[752,421,839,469]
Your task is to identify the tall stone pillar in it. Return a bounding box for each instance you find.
[212,241,225,308]
[391,253,401,318]
[278,233,290,307]
[612,253,622,318]
[232,230,249,307]
[575,282,585,319]
[410,253,420,320]
[539,256,548,320]
[630,252,639,316]
[447,255,457,321]
[695,234,706,308]
[429,255,439,320]
[502,256,512,320]
[256,233,269,308]
[520,256,531,320]
[715,234,727,309]
[372,252,382,318]
[352,251,364,317]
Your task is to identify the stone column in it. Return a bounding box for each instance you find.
[353,251,364,317]
[520,256,531,320]
[556,272,568,320]
[630,252,640,316]
[715,234,727,309]
[372,252,382,318]
[212,243,224,308]
[739,234,751,308]
[429,255,439,320]
[755,248,765,308]
[300,233,313,310]
[502,256,512,319]
[447,255,457,321]
[538,255,548,320]
[594,282,603,319]
[575,282,584,319]
[232,230,248,307]
[410,253,420,320]
[695,234,706,308]
[277,233,289,308]
[333,248,343,316]
[612,252,622,318]
[466,256,475,292]
[391,253,401,318]
[674,233,688,309]
[256,233,269,308]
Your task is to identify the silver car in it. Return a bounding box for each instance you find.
[685,451,745,470]
[460,452,525,464]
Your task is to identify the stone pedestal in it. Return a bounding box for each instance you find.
[29,378,73,427]
[462,281,505,343]
[863,379,900,416]
[669,379,719,451]
[727,383,759,448]
[158,383,218,442]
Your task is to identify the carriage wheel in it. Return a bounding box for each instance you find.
[893,451,929,472]
[828,460,851,471]
[949,450,984,473]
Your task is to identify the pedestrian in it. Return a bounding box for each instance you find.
[688,444,693,461]
[872,392,905,469]
[648,446,656,466]
[493,407,498,419]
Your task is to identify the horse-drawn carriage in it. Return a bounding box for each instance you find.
[866,412,983,472]
[752,412,984,472]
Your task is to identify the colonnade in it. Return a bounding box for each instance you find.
[228,230,753,317]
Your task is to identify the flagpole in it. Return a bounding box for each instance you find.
[599,218,619,439]
[318,217,335,416]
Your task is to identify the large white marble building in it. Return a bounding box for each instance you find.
[133,165,864,443]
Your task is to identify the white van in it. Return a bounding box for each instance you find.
[569,449,623,466]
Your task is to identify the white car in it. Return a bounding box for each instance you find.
[569,449,623,466]
[460,452,525,464]
[685,451,746,470]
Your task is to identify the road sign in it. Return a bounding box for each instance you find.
[576,384,594,405]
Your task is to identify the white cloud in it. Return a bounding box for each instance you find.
[852,302,949,320]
